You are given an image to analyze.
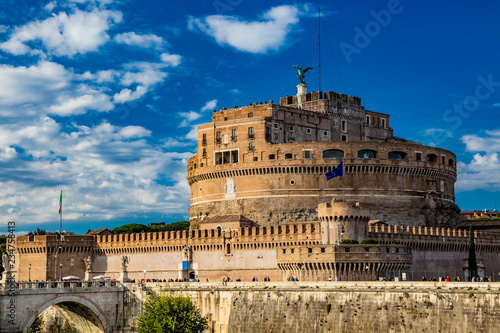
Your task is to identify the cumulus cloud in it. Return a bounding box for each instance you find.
[188,5,300,53]
[0,1,190,227]
[457,130,500,192]
[114,32,165,50]
[0,8,122,57]
[0,117,191,224]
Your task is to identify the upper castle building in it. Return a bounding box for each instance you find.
[187,86,460,228]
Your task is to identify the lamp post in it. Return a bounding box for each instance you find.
[143,270,146,284]
[60,262,62,281]
[29,264,31,282]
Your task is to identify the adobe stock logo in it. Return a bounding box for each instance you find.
[339,0,407,64]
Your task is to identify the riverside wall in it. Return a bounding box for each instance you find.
[140,281,500,333]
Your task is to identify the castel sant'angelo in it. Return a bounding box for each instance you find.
[11,71,500,283]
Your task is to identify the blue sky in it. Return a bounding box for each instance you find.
[1,0,499,235]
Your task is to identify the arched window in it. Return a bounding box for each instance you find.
[388,151,407,160]
[426,154,438,163]
[448,158,454,166]
[323,149,344,159]
[358,150,377,159]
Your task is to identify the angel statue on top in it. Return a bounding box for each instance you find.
[293,65,313,85]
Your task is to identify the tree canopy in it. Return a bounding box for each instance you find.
[112,221,190,234]
[138,295,208,333]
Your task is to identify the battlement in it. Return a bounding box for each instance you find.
[369,224,500,240]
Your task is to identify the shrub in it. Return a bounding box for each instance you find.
[340,239,359,244]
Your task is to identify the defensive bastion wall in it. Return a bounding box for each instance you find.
[139,281,500,333]
[14,225,500,282]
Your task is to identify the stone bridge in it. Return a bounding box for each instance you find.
[0,280,143,333]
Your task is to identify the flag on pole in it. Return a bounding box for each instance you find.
[325,161,343,180]
[58,190,62,215]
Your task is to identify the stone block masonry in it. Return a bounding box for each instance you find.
[141,282,500,333]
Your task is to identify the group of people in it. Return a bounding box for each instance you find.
[287,277,299,281]
[421,275,493,282]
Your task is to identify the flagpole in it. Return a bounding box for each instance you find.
[342,158,345,202]
[60,190,62,240]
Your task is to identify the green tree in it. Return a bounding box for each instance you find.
[138,295,208,333]
[468,226,478,279]
[361,238,378,244]
[28,316,44,333]
[112,221,190,234]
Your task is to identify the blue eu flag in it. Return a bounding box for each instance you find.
[325,161,343,180]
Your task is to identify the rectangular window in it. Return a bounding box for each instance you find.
[341,135,347,142]
[321,248,325,253]
[202,133,207,145]
[232,129,237,141]
[248,142,254,150]
[216,131,221,139]
[341,120,346,132]
[304,151,310,159]
[216,131,221,143]
[416,152,422,161]
[382,118,386,128]
[248,113,253,118]
[366,115,370,125]
[273,123,278,129]
[289,125,294,132]
[248,127,254,139]
[202,148,207,157]
[306,128,312,134]
[441,155,445,164]
[274,111,278,116]
[308,248,313,253]
[323,131,328,137]
[265,127,270,140]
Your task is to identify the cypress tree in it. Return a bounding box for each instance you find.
[468,225,477,280]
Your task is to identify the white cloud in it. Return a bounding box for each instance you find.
[48,93,114,115]
[160,53,182,67]
[201,99,217,112]
[457,130,500,192]
[179,111,202,127]
[114,32,165,50]
[0,8,122,56]
[113,86,148,104]
[188,5,300,53]
[462,130,500,153]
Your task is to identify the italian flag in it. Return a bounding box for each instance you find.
[59,191,62,215]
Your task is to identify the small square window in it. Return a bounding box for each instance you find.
[273,123,278,129]
[253,157,258,161]
[306,128,312,134]
[320,248,325,253]
[323,131,328,137]
[289,125,294,132]
[308,248,313,253]
[341,135,347,142]
[248,113,253,118]
[224,117,228,121]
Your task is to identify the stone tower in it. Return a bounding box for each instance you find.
[318,200,371,244]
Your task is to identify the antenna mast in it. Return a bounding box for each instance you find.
[318,5,321,92]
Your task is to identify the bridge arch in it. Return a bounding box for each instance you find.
[22,295,110,333]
